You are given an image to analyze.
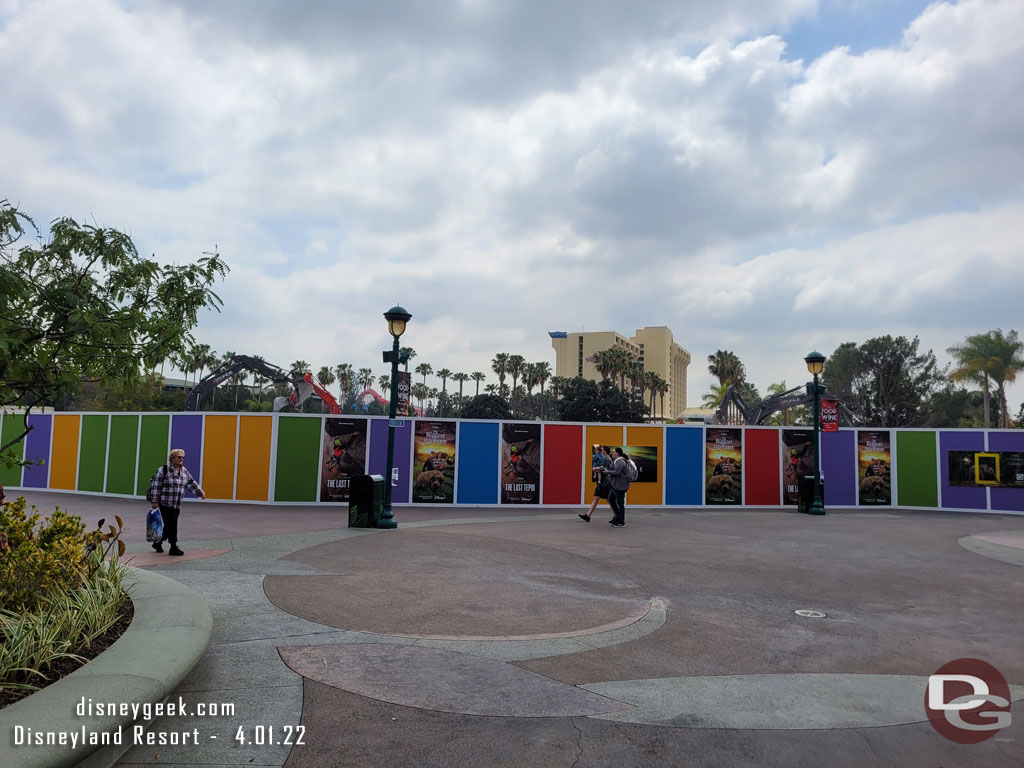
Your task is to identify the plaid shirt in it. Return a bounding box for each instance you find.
[149,464,204,508]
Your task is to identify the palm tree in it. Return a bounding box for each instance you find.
[491,354,509,398]
[358,367,374,391]
[378,374,390,393]
[334,363,354,410]
[471,371,486,396]
[452,372,469,414]
[415,362,433,387]
[533,361,552,419]
[401,347,416,372]
[702,380,732,408]
[316,366,336,413]
[435,368,452,415]
[592,349,615,382]
[291,360,310,375]
[708,350,745,386]
[484,383,497,395]
[507,355,526,409]
[656,375,670,422]
[949,329,1024,428]
[412,382,428,413]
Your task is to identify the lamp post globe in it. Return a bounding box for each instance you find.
[377,305,412,529]
[804,350,827,515]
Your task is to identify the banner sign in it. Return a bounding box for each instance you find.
[948,451,1024,487]
[623,445,658,483]
[319,418,368,502]
[396,372,411,414]
[781,429,815,505]
[500,423,541,504]
[820,399,839,432]
[413,420,456,503]
[857,430,892,505]
[705,428,742,505]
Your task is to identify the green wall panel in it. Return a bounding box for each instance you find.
[77,415,109,492]
[896,431,938,508]
[136,415,171,496]
[0,413,25,486]
[274,417,322,502]
[105,415,139,495]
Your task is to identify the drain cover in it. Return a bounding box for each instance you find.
[795,609,826,618]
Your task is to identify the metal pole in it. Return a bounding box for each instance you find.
[811,372,825,515]
[376,335,401,529]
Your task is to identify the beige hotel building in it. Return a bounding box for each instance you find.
[549,326,691,420]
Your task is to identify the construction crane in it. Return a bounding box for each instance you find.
[184,354,340,414]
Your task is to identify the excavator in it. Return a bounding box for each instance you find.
[713,382,854,426]
[184,354,340,414]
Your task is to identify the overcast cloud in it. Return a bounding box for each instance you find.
[2,0,1022,410]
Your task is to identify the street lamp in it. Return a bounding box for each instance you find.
[377,304,412,529]
[804,350,827,515]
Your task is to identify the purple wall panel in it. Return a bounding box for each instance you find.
[939,431,986,510]
[821,430,856,506]
[989,431,1024,512]
[22,413,53,488]
[171,414,204,499]
[368,418,411,504]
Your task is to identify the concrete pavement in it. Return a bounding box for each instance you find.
[3,491,1023,767]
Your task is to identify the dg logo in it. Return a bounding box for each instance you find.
[926,658,1011,744]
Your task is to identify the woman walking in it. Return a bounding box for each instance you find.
[147,448,205,555]
[579,445,612,522]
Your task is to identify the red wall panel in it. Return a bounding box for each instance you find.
[543,424,584,504]
[745,429,780,506]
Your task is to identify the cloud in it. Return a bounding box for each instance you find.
[1,0,1022,413]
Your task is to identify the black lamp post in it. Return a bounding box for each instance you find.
[377,305,411,529]
[804,350,827,515]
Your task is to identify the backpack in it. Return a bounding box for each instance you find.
[145,465,167,504]
[625,459,639,483]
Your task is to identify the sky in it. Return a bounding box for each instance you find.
[2,0,1022,412]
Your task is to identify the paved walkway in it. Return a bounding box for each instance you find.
[12,492,1024,767]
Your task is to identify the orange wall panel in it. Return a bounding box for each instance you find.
[49,415,81,490]
[625,426,665,506]
[235,416,272,501]
[584,426,624,507]
[201,415,238,500]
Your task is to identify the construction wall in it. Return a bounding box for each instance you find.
[2,411,1022,513]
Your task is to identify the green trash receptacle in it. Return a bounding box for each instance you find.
[349,474,385,528]
[798,475,824,514]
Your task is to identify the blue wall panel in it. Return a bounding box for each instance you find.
[456,421,500,504]
[665,426,704,505]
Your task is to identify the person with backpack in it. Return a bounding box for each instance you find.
[602,447,634,527]
[147,448,205,556]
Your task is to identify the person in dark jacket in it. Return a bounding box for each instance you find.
[579,445,612,522]
[148,448,205,556]
[603,447,630,527]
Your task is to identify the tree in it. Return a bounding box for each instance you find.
[533,362,552,419]
[436,368,452,415]
[461,394,512,420]
[378,374,390,394]
[491,354,509,398]
[507,354,526,410]
[822,336,945,427]
[556,378,647,423]
[334,363,354,410]
[290,360,310,375]
[471,371,486,396]
[357,367,374,391]
[400,347,416,372]
[415,362,433,387]
[317,366,336,413]
[0,201,227,460]
[708,350,745,386]
[451,372,469,414]
[948,329,1023,428]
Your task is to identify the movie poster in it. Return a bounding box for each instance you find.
[500,423,541,504]
[781,430,815,505]
[948,451,1024,487]
[705,428,742,505]
[857,430,892,505]
[413,421,457,503]
[623,445,658,483]
[319,418,368,502]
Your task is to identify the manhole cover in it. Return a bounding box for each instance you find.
[794,609,826,618]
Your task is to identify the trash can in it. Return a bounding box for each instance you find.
[798,475,825,514]
[349,474,385,528]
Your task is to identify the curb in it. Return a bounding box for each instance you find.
[0,567,213,768]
